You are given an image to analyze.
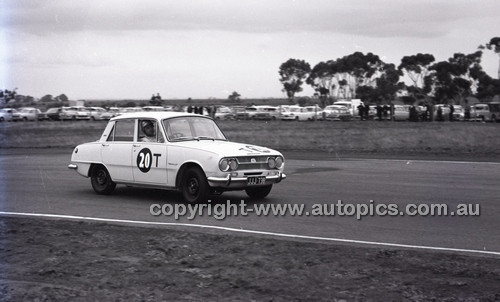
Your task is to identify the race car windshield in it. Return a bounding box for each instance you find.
[163,116,227,142]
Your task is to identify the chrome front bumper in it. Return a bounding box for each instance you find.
[207,172,286,188]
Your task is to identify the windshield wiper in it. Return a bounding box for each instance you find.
[170,136,194,141]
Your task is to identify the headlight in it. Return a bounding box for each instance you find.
[275,156,284,169]
[268,157,276,169]
[219,158,239,171]
[219,159,229,172]
[229,159,238,170]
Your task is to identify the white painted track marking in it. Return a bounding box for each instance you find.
[1,211,499,257]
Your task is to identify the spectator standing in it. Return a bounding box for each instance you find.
[382,105,389,120]
[449,104,455,122]
[437,106,443,121]
[465,106,471,121]
[376,105,382,121]
[357,103,365,120]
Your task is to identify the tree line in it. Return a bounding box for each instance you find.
[279,37,500,106]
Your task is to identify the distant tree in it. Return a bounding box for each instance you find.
[228,91,241,101]
[57,94,68,103]
[427,51,485,104]
[357,63,403,104]
[307,61,336,98]
[279,58,311,101]
[296,97,309,106]
[1,88,17,104]
[398,53,435,102]
[40,94,54,102]
[482,37,500,79]
[376,63,404,101]
[321,52,385,99]
[476,75,500,100]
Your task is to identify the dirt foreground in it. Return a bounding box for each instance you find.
[1,216,499,301]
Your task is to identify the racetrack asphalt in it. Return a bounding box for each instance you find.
[1,148,499,255]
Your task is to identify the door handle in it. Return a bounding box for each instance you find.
[102,143,109,147]
[133,144,141,147]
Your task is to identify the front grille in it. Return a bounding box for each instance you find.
[236,156,269,170]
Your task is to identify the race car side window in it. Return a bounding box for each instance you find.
[108,119,135,142]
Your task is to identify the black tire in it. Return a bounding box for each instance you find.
[90,165,116,195]
[245,185,273,199]
[181,167,209,203]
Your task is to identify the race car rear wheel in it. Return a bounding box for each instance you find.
[245,185,273,199]
[90,165,116,195]
[181,167,209,203]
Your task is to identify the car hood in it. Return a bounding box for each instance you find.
[173,140,281,157]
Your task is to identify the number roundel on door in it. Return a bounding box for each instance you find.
[137,148,152,173]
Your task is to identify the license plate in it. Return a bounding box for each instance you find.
[247,176,266,185]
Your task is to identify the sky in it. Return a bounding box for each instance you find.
[1,0,499,100]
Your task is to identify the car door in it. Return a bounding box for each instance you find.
[132,119,168,185]
[101,119,135,182]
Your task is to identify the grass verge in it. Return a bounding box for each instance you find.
[1,119,500,159]
[1,216,499,301]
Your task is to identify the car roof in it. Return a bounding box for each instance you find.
[111,111,204,121]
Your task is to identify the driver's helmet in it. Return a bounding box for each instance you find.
[141,120,155,137]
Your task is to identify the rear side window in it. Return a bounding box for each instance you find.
[107,119,135,142]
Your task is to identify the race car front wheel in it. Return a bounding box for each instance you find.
[181,167,209,203]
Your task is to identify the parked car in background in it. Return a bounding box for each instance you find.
[142,106,165,112]
[488,102,500,122]
[245,106,259,119]
[280,105,315,121]
[471,103,500,122]
[434,104,451,121]
[246,105,279,120]
[86,107,113,120]
[0,108,21,121]
[452,105,464,121]
[108,107,123,117]
[37,110,49,121]
[0,109,8,122]
[305,105,322,120]
[64,106,91,120]
[68,112,286,203]
[321,105,351,121]
[214,106,235,120]
[17,107,42,121]
[256,106,280,120]
[121,107,143,114]
[245,106,257,119]
[393,105,410,121]
[231,106,248,120]
[333,99,363,117]
[46,107,63,121]
[45,107,90,121]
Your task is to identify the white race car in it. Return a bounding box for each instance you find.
[68,112,286,203]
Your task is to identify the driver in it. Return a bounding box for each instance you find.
[140,120,156,142]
